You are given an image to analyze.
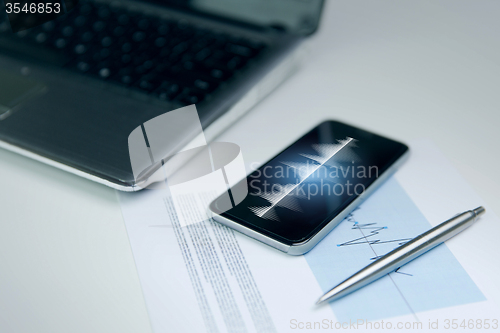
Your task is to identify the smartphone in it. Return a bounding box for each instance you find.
[209,120,409,255]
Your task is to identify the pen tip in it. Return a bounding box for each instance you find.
[473,206,485,217]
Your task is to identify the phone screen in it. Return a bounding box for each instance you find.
[210,121,408,245]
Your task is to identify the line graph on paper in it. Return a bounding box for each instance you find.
[304,178,485,322]
[338,207,414,276]
[248,137,360,221]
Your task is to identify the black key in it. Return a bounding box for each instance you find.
[161,62,219,87]
[194,47,211,62]
[34,32,49,44]
[171,41,189,55]
[97,6,111,19]
[141,60,156,71]
[132,31,146,42]
[61,26,75,37]
[117,14,131,26]
[154,37,167,48]
[15,30,29,39]
[189,40,209,53]
[120,53,133,65]
[153,82,181,101]
[74,43,88,55]
[205,49,232,66]
[91,47,110,61]
[172,21,192,34]
[77,3,94,16]
[74,15,87,28]
[209,68,229,80]
[121,41,132,53]
[225,43,253,57]
[136,18,150,31]
[157,24,169,35]
[193,79,218,93]
[131,53,151,67]
[119,74,135,86]
[65,50,93,70]
[109,68,141,86]
[0,21,11,33]
[112,26,127,37]
[42,21,56,32]
[97,67,112,79]
[134,59,156,76]
[101,36,113,47]
[93,21,106,33]
[183,61,194,70]
[176,87,206,105]
[86,59,113,77]
[134,77,157,93]
[227,56,246,70]
[53,37,68,49]
[241,37,266,51]
[81,31,94,42]
[74,60,92,73]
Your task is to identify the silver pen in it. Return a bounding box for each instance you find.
[316,206,486,305]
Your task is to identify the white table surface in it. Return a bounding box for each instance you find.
[1,1,499,332]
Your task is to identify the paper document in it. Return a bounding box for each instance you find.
[118,140,500,332]
[305,178,484,322]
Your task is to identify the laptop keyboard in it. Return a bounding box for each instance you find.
[0,1,267,106]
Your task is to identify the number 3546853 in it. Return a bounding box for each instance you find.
[5,2,61,14]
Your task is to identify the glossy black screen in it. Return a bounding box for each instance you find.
[153,0,324,35]
[211,121,408,245]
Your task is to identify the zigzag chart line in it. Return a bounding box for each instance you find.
[338,209,413,276]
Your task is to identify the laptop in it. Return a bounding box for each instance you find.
[0,0,324,191]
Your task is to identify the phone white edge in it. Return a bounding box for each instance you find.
[211,149,410,255]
